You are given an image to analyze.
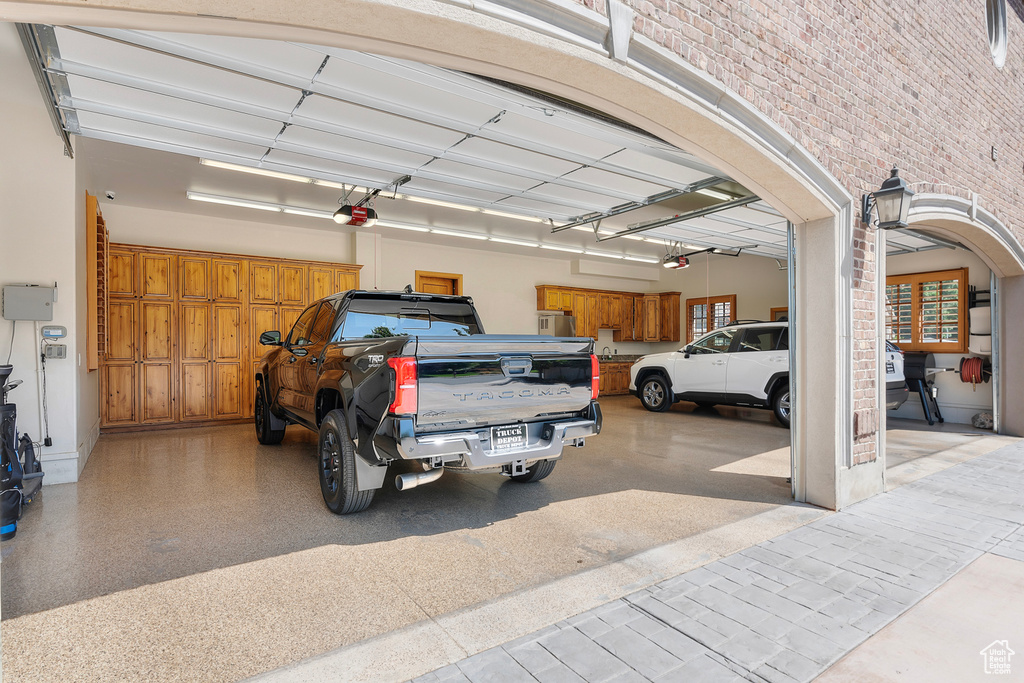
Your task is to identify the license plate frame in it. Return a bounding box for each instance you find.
[491,423,528,452]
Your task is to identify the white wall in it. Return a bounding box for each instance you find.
[663,250,790,323]
[99,203,354,264]
[886,248,992,425]
[0,23,81,483]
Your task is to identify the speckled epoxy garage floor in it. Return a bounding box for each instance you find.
[0,399,1003,682]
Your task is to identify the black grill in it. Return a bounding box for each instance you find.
[903,352,935,381]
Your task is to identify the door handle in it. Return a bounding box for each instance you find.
[308,357,318,365]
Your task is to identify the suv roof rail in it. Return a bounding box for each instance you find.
[726,319,770,326]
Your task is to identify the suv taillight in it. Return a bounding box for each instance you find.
[387,357,417,414]
[591,354,600,400]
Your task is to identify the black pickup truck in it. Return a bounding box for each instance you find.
[254,289,602,514]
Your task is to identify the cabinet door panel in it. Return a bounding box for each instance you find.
[181,363,210,420]
[643,296,660,341]
[180,303,210,362]
[108,251,136,297]
[141,363,174,423]
[309,267,335,301]
[141,253,174,298]
[335,269,358,293]
[250,263,277,303]
[281,306,304,341]
[279,265,306,306]
[141,302,173,362]
[107,300,137,362]
[179,257,210,300]
[212,259,244,301]
[103,364,137,425]
[213,304,242,361]
[213,363,243,419]
[586,295,599,339]
[249,306,278,360]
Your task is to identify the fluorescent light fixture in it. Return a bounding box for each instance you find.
[312,179,369,193]
[186,192,281,212]
[584,250,625,259]
[481,209,544,223]
[375,220,430,233]
[199,159,311,184]
[490,237,540,247]
[540,244,585,253]
[406,196,482,212]
[431,228,488,240]
[623,256,659,263]
[696,188,733,201]
[571,226,596,233]
[283,208,333,219]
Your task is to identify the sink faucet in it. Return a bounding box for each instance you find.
[602,346,611,357]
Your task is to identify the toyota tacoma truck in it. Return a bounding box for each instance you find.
[254,289,602,514]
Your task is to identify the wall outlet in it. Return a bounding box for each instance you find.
[43,344,67,359]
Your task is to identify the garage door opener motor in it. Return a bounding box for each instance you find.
[0,364,44,540]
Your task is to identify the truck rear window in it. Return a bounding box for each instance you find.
[335,301,482,340]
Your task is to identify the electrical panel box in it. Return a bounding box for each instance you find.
[3,285,56,321]
[43,344,67,360]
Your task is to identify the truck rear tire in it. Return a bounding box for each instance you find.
[510,459,557,483]
[254,382,286,445]
[318,409,375,514]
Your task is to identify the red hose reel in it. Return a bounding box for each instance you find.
[958,356,990,388]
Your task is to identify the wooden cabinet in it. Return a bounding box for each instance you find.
[598,362,632,396]
[179,256,210,300]
[250,262,277,304]
[213,258,244,301]
[335,268,358,293]
[99,244,360,430]
[538,286,681,341]
[102,364,137,425]
[659,293,681,342]
[141,252,174,299]
[537,286,573,312]
[108,250,136,298]
[643,295,661,342]
[213,304,244,419]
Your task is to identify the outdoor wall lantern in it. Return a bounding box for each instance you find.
[862,167,914,229]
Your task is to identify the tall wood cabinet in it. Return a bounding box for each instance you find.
[100,244,360,429]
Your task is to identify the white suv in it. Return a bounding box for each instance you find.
[629,321,908,427]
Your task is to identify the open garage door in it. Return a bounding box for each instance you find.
[3,21,818,682]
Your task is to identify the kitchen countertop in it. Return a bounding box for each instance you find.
[597,355,641,363]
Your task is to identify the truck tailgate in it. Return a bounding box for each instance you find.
[412,336,594,428]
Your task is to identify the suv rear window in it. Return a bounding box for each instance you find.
[335,300,482,340]
[739,327,786,352]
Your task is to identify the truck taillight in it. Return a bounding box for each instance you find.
[591,354,600,400]
[387,357,418,414]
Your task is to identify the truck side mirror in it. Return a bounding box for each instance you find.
[259,331,282,346]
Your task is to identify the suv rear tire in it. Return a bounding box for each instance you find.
[772,385,791,428]
[639,374,673,412]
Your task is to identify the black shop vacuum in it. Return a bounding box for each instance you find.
[0,364,44,540]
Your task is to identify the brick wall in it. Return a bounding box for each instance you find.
[568,0,1024,464]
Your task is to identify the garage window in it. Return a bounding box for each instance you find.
[686,294,737,342]
[885,268,968,353]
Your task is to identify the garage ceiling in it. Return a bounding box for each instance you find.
[24,24,949,262]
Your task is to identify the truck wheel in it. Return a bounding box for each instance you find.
[318,409,375,514]
[511,459,557,483]
[639,375,673,412]
[254,382,285,445]
[772,385,791,428]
